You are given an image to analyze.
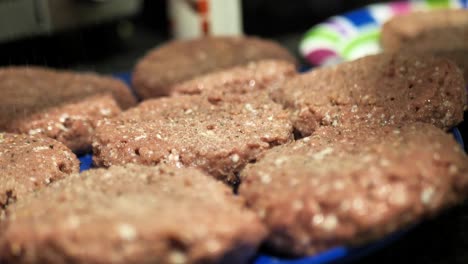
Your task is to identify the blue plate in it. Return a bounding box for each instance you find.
[78,72,466,264]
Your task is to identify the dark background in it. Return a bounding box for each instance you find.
[0,1,467,263]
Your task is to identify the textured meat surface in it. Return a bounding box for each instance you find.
[0,164,266,264]
[0,66,137,152]
[381,9,468,51]
[239,123,468,256]
[8,94,121,153]
[93,93,293,184]
[132,36,298,98]
[381,9,468,82]
[171,60,297,96]
[0,133,79,209]
[271,53,466,136]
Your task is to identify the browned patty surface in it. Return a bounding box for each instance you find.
[381,9,468,81]
[0,164,266,264]
[239,122,468,256]
[271,53,466,136]
[132,36,297,98]
[93,93,293,184]
[0,133,79,209]
[0,66,137,153]
[171,60,297,96]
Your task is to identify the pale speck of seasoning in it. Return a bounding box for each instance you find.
[156,134,163,139]
[134,135,147,141]
[421,187,434,205]
[267,116,274,121]
[390,189,407,206]
[55,123,68,131]
[33,146,49,152]
[230,154,240,163]
[258,208,266,218]
[379,159,390,167]
[312,147,333,160]
[29,177,37,182]
[393,129,400,134]
[184,109,193,114]
[433,153,441,161]
[292,200,304,210]
[322,215,338,231]
[28,128,42,135]
[100,108,111,116]
[449,164,458,174]
[312,214,324,225]
[44,178,51,184]
[351,105,358,113]
[67,216,81,229]
[206,239,222,253]
[169,251,187,264]
[249,80,256,87]
[260,173,272,184]
[58,114,69,123]
[117,223,137,241]
[244,103,256,113]
[274,157,287,167]
[332,119,339,127]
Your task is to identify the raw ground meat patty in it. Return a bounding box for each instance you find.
[171,60,297,96]
[271,53,466,136]
[0,164,266,264]
[0,133,79,209]
[132,36,297,98]
[381,9,468,82]
[93,92,293,184]
[0,66,137,153]
[239,123,468,256]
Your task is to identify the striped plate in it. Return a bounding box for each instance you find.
[300,0,468,66]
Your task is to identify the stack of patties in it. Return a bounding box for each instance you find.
[0,34,468,264]
[238,53,468,256]
[0,67,137,153]
[0,36,297,264]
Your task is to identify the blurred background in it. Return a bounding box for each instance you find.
[0,0,393,73]
[0,1,467,263]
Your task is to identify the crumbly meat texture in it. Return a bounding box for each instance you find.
[271,53,466,136]
[132,36,298,98]
[92,93,293,184]
[239,123,468,256]
[381,9,468,82]
[0,133,79,209]
[8,94,121,153]
[381,9,468,52]
[0,66,137,152]
[0,164,266,264]
[171,60,297,96]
